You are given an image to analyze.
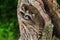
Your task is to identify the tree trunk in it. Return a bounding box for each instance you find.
[17,0,60,40]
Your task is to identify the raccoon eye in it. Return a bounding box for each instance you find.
[23,15,31,20]
[20,11,24,16]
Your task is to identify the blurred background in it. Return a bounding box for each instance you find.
[0,0,20,40]
[0,0,60,40]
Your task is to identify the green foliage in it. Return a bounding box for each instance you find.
[0,0,20,40]
[57,0,60,5]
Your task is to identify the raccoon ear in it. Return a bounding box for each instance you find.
[21,4,29,11]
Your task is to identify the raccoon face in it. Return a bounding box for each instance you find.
[19,4,44,26]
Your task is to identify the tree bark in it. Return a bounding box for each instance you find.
[17,0,60,40]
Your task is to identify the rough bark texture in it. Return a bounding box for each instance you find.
[17,0,60,40]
